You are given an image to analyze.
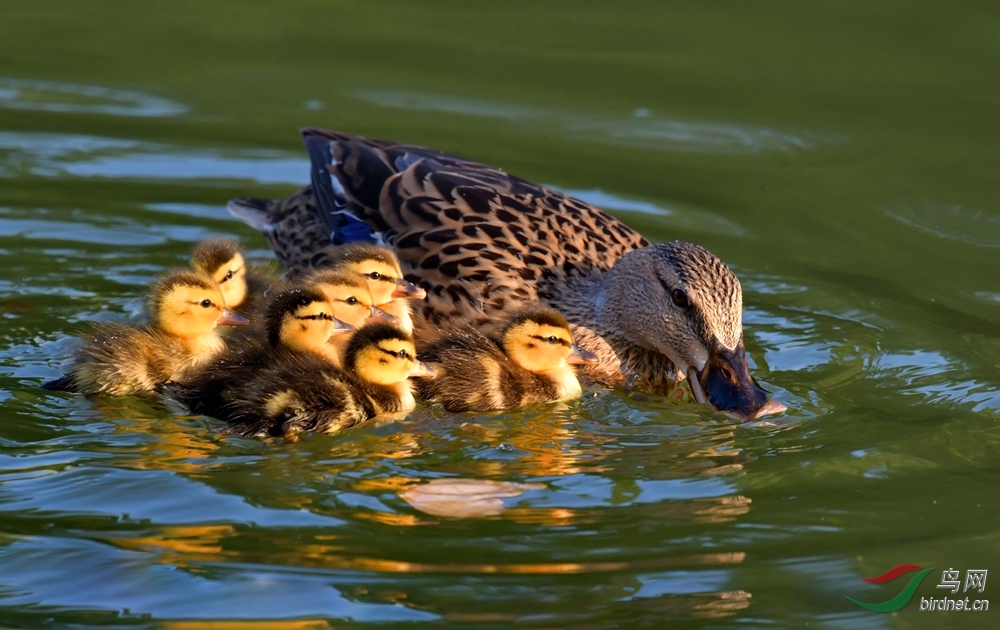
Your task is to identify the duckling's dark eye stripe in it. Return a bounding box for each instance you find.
[297,313,334,321]
[371,273,396,283]
[378,347,412,360]
[531,335,571,347]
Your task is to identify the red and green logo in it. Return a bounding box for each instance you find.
[845,564,935,612]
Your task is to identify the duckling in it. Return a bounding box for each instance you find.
[304,268,401,335]
[227,129,784,418]
[43,269,248,396]
[190,238,277,315]
[324,243,425,335]
[222,323,435,438]
[416,306,598,412]
[169,286,352,418]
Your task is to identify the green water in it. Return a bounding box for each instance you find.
[1,1,998,627]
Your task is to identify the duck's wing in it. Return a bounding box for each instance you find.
[299,128,649,327]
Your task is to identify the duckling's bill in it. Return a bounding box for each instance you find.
[392,279,426,300]
[567,345,599,365]
[410,360,437,378]
[218,308,250,327]
[367,305,400,325]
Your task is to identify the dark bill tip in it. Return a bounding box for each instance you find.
[698,339,782,420]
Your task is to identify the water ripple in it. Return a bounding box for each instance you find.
[0,77,187,117]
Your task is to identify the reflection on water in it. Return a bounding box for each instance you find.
[0,77,187,117]
[0,132,308,184]
[882,202,1000,249]
[349,88,837,155]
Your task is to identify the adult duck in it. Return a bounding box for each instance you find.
[228,129,783,419]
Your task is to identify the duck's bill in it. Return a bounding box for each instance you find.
[409,360,437,378]
[392,279,427,300]
[567,344,600,365]
[218,308,249,327]
[367,305,401,325]
[331,317,356,334]
[689,340,784,420]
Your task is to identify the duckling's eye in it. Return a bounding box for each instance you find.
[367,271,381,280]
[398,349,409,360]
[671,289,690,308]
[547,335,559,344]
[345,296,359,305]
[225,270,234,280]
[200,299,213,308]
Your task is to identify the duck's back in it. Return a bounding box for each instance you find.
[416,326,564,412]
[230,129,648,328]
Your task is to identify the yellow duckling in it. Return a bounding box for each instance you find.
[222,322,436,439]
[44,269,248,396]
[416,306,598,412]
[170,285,352,418]
[190,238,276,314]
[304,267,401,335]
[327,243,426,335]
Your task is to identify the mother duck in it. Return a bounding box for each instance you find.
[229,128,782,419]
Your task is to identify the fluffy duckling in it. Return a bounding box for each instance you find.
[190,238,276,315]
[416,306,598,412]
[328,244,426,335]
[222,323,435,439]
[170,286,352,418]
[305,268,400,333]
[44,270,248,396]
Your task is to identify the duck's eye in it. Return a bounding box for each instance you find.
[346,297,359,305]
[368,271,381,280]
[398,350,409,360]
[671,289,690,308]
[225,270,234,280]
[200,299,213,308]
[547,335,559,344]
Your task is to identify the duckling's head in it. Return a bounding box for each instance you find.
[499,307,599,373]
[599,241,778,419]
[305,269,399,328]
[150,270,248,339]
[344,323,435,386]
[264,286,353,356]
[330,243,427,303]
[190,238,248,308]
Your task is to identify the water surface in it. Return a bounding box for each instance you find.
[1,2,998,628]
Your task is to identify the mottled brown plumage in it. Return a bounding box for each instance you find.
[44,270,247,396]
[228,129,781,418]
[221,323,434,438]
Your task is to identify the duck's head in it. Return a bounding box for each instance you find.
[264,286,353,359]
[305,269,399,328]
[344,323,436,386]
[190,238,248,308]
[599,242,782,419]
[330,243,427,303]
[500,306,599,374]
[151,269,248,339]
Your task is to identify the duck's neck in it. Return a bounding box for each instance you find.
[542,273,678,395]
